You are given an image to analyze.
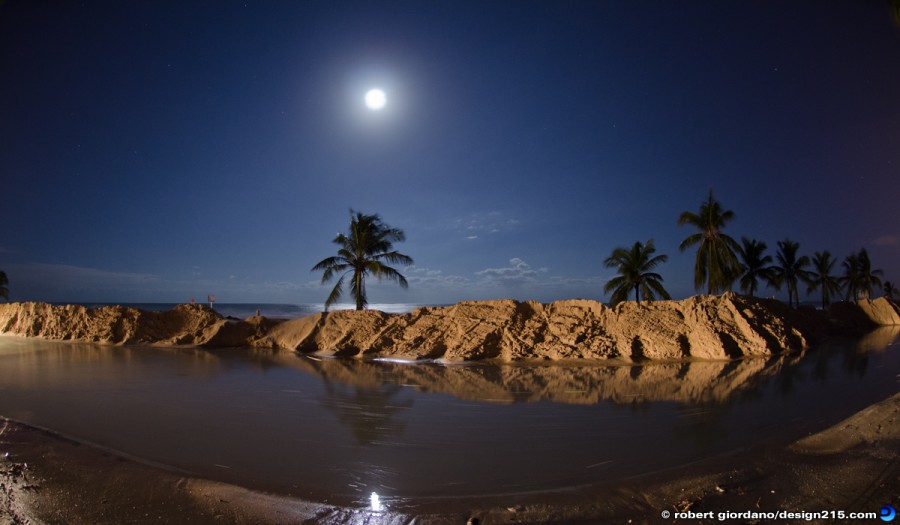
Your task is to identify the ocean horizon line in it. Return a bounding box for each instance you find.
[47,301,443,319]
[31,297,840,320]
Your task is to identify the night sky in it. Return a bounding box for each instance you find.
[1,1,898,305]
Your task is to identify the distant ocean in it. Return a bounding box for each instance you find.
[63,302,433,320]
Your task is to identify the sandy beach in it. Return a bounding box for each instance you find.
[1,389,897,525]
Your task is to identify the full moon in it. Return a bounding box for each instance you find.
[365,89,386,110]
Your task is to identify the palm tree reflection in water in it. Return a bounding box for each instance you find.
[320,379,413,447]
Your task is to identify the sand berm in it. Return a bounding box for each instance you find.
[1,294,897,361]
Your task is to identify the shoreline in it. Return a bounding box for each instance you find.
[2,392,898,524]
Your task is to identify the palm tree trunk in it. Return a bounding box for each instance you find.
[707,249,712,296]
[635,284,640,305]
[355,270,364,310]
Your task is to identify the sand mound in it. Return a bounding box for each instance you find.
[828,297,900,330]
[262,293,809,361]
[0,302,234,346]
[1,294,894,361]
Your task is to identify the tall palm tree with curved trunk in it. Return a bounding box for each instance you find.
[678,189,741,295]
[0,271,8,301]
[769,239,811,309]
[807,251,841,309]
[312,211,413,311]
[603,239,671,307]
[737,238,773,297]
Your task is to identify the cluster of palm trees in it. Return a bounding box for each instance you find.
[604,190,893,308]
[0,271,8,301]
[734,241,884,309]
[312,199,893,312]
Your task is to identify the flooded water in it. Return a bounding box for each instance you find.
[0,328,898,510]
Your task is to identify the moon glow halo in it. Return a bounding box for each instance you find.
[365,89,387,110]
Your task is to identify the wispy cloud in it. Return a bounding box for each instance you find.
[872,234,898,247]
[475,257,547,286]
[372,260,603,303]
[452,211,521,240]
[403,265,470,288]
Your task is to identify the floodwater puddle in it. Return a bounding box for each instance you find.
[0,327,897,508]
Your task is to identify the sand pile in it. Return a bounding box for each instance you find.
[828,297,900,330]
[0,302,231,346]
[262,293,810,361]
[1,295,896,361]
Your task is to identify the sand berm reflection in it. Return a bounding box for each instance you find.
[289,353,802,407]
[285,326,897,409]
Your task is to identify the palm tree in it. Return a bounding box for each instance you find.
[841,253,860,301]
[311,211,413,311]
[603,239,671,307]
[855,248,883,299]
[678,189,742,295]
[0,271,7,301]
[842,249,884,300]
[769,239,811,309]
[736,238,773,297]
[807,251,841,309]
[885,281,898,301]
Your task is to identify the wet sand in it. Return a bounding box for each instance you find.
[2,392,897,525]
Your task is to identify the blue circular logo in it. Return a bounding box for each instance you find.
[881,504,897,522]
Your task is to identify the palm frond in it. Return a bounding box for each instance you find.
[324,274,347,311]
[373,250,414,266]
[311,256,342,272]
[604,275,629,294]
[678,232,703,251]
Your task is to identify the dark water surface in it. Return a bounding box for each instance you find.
[0,329,898,510]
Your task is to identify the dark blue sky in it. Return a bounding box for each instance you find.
[1,1,898,305]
